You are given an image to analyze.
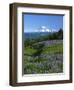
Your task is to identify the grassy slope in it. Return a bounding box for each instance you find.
[24,43,63,55]
[43,44,63,54]
[24,43,63,74]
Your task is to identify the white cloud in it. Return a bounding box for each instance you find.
[35,26,57,33]
[41,29,45,32]
[39,26,51,32]
[41,26,46,29]
[46,29,51,32]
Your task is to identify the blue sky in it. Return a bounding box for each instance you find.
[23,13,63,33]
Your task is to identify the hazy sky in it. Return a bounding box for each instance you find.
[23,13,63,33]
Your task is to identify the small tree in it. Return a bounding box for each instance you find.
[57,28,63,39]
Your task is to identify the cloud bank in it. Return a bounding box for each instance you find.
[38,26,51,32]
[35,26,57,33]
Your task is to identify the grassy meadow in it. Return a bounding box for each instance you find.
[24,29,63,74]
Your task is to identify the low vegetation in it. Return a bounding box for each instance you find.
[24,29,63,74]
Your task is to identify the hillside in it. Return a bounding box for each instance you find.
[24,40,63,74]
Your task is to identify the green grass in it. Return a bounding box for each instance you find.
[24,44,63,55]
[43,44,63,54]
[24,47,37,55]
[24,43,63,74]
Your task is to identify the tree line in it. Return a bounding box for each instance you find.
[24,28,63,47]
